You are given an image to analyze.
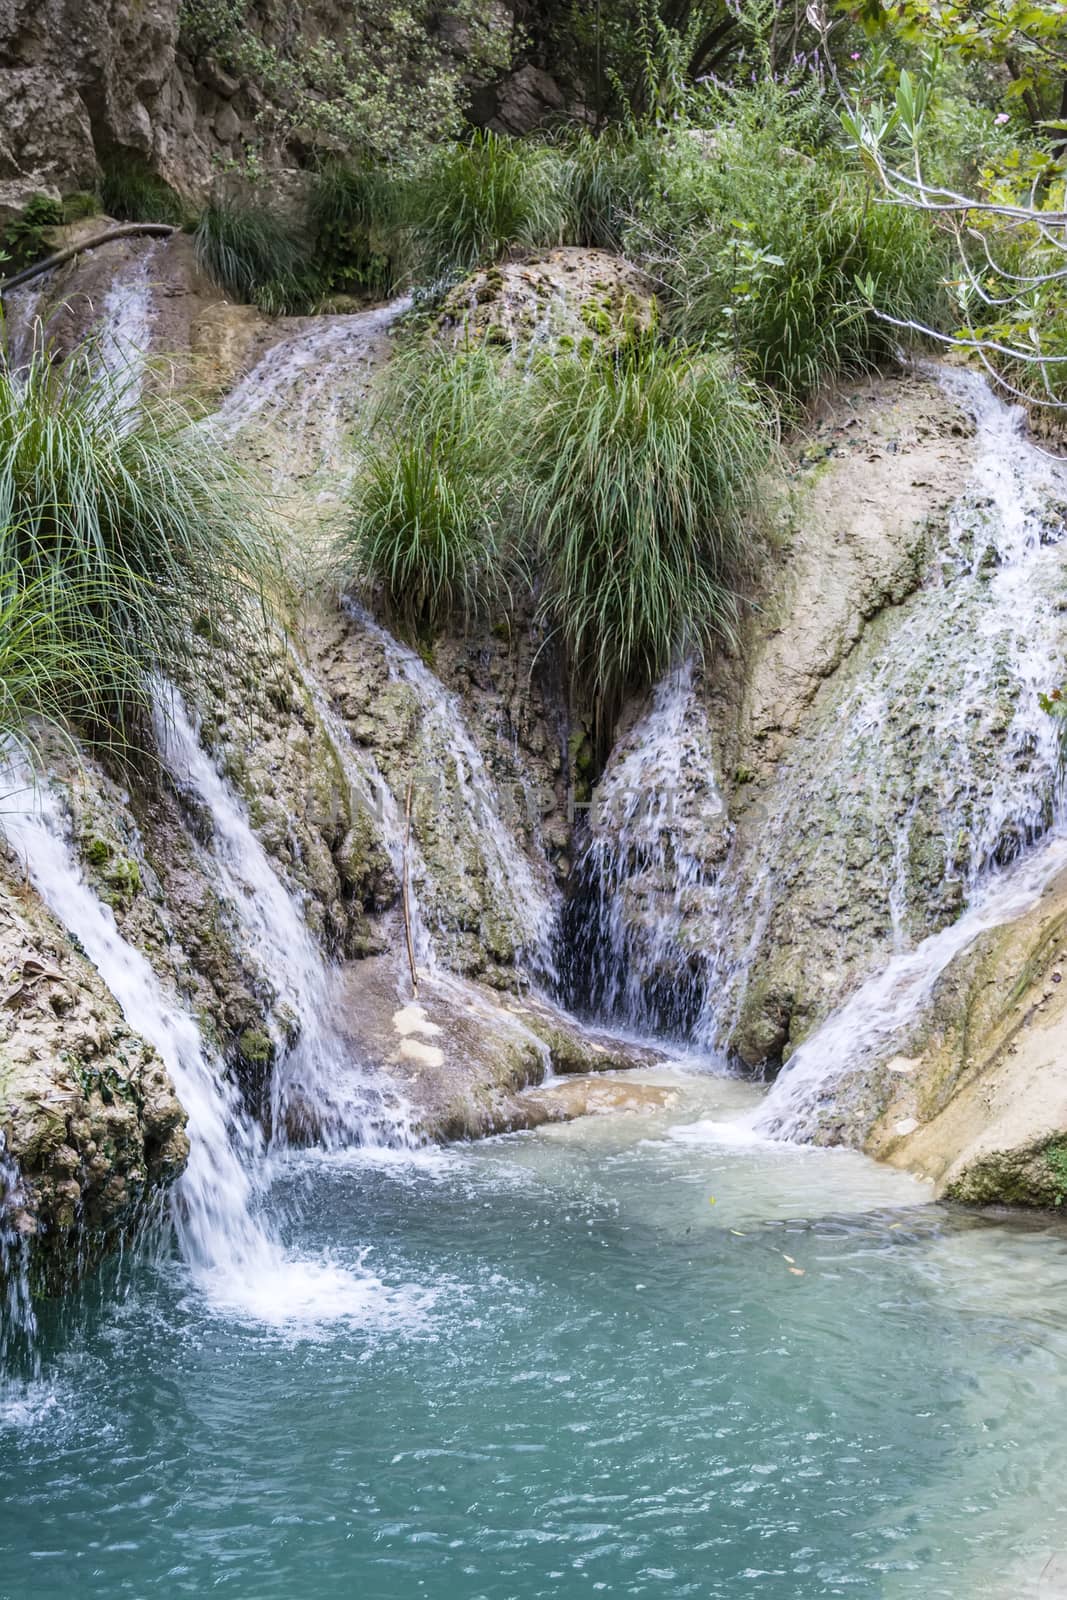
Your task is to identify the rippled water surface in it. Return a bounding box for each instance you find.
[3,1071,1067,1600]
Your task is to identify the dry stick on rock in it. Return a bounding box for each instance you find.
[403,776,419,996]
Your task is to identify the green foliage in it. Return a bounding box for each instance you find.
[1044,1140,1067,1205]
[194,199,321,314]
[2,195,63,271]
[844,52,1067,407]
[408,133,571,287]
[0,334,275,747]
[309,163,407,300]
[61,192,101,223]
[340,346,515,633]
[178,0,512,165]
[99,159,187,227]
[631,80,952,402]
[856,0,1067,123]
[559,128,666,252]
[520,336,770,715]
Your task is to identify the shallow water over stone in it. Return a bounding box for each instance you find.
[3,1071,1067,1600]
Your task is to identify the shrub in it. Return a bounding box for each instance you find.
[99,159,187,227]
[194,198,321,313]
[309,162,408,300]
[2,195,63,271]
[627,79,952,403]
[408,132,571,287]
[664,175,952,403]
[0,335,276,741]
[519,336,771,717]
[339,345,516,633]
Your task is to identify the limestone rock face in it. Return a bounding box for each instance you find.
[866,867,1067,1205]
[327,955,664,1142]
[575,371,982,1067]
[436,248,654,354]
[0,851,187,1282]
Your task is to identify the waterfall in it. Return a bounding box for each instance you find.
[346,602,560,984]
[0,1138,38,1381]
[1,773,410,1322]
[296,661,438,977]
[558,660,729,1039]
[1,279,50,371]
[1,776,278,1286]
[747,368,1067,1136]
[95,244,158,409]
[153,685,416,1150]
[752,831,1067,1137]
[210,299,411,489]
[568,367,1067,1126]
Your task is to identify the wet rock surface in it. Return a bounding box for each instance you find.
[0,846,187,1282]
[868,866,1067,1205]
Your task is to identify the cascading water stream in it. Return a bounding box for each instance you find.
[153,685,417,1150]
[1,776,275,1286]
[1,772,416,1323]
[744,368,1067,1136]
[568,367,1067,1135]
[558,660,729,1040]
[210,299,411,490]
[96,244,159,414]
[344,600,560,985]
[0,1137,38,1383]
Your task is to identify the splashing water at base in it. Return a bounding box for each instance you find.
[558,659,729,1039]
[3,1072,1067,1598]
[0,773,417,1329]
[0,1137,38,1386]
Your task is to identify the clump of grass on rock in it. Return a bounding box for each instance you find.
[194,197,322,314]
[338,344,517,635]
[408,131,572,286]
[0,333,276,752]
[520,335,771,717]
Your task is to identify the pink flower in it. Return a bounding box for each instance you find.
[850,50,861,59]
[994,112,1010,125]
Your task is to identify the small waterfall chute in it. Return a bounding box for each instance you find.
[152,683,417,1151]
[559,660,730,1041]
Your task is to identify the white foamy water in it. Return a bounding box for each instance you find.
[0,1136,38,1382]
[210,298,410,489]
[744,370,1067,1137]
[95,244,159,418]
[1,278,51,371]
[753,828,1067,1137]
[562,659,728,1036]
[0,773,414,1328]
[153,684,417,1151]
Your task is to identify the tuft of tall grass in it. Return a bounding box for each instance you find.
[407,131,571,286]
[99,159,187,227]
[519,336,771,717]
[666,180,952,404]
[194,198,322,313]
[559,127,666,253]
[0,335,276,743]
[338,345,517,633]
